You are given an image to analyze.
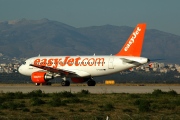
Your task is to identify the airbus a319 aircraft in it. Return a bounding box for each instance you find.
[18,23,149,86]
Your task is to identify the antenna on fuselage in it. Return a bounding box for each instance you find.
[38,54,40,57]
[93,53,95,56]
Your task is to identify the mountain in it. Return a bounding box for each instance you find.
[0,19,180,63]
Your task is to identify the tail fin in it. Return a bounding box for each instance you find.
[115,23,146,56]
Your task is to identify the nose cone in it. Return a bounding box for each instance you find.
[18,65,28,76]
[18,65,23,74]
[18,64,32,76]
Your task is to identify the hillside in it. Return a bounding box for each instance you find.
[0,19,180,63]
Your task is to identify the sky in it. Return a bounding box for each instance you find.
[0,0,180,35]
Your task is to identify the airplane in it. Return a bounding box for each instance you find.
[18,23,149,86]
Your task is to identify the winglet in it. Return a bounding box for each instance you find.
[115,23,146,56]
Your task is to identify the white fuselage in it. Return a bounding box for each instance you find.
[18,55,148,77]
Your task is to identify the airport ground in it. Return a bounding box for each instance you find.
[1,83,180,94]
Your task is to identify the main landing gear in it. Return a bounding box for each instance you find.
[61,80,70,86]
[61,77,70,86]
[87,79,96,86]
[60,77,96,86]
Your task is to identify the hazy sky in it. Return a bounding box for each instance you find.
[1,0,180,35]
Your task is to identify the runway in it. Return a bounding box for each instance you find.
[0,84,180,94]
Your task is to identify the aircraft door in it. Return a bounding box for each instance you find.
[108,57,114,69]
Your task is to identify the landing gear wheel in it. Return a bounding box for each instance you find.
[87,80,96,86]
[65,81,70,86]
[61,81,70,86]
[35,83,40,86]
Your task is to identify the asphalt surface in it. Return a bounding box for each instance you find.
[0,85,180,93]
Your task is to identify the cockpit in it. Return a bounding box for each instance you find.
[22,61,26,65]
[18,59,33,76]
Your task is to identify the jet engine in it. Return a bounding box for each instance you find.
[31,72,53,83]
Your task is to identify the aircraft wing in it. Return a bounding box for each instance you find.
[30,64,90,77]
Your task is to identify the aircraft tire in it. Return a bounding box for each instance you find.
[87,80,96,86]
[35,83,40,86]
[66,81,70,86]
[61,81,70,86]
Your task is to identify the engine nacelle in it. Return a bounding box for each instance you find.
[31,72,53,83]
[71,77,90,83]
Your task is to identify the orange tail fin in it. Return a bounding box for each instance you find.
[115,23,146,56]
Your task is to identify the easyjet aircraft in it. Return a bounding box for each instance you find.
[18,23,149,86]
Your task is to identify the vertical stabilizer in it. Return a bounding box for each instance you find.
[115,23,146,56]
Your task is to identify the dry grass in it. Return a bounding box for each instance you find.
[0,89,180,119]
